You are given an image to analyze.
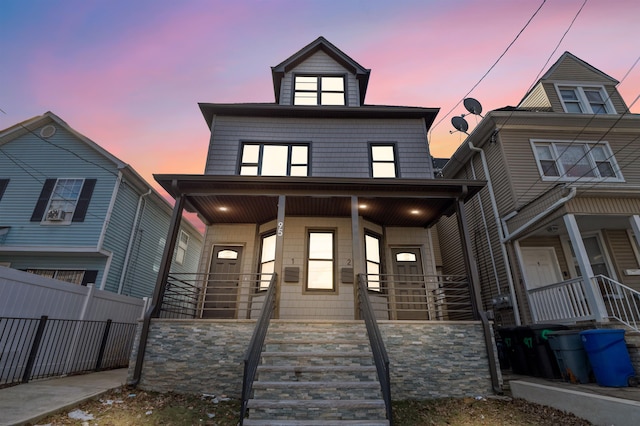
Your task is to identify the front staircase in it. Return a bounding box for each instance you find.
[243,321,389,425]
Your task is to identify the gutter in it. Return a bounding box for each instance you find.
[117,189,153,294]
[467,141,521,325]
[501,185,577,242]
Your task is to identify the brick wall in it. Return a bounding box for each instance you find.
[128,319,497,399]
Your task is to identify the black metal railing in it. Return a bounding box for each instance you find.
[240,274,277,425]
[0,316,136,387]
[358,274,392,424]
[364,273,473,321]
[159,273,274,319]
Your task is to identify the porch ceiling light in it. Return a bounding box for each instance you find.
[359,204,367,209]
[410,209,420,215]
[218,206,228,212]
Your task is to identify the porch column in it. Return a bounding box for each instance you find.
[454,194,483,320]
[629,215,640,249]
[274,195,286,319]
[563,214,607,322]
[351,195,364,319]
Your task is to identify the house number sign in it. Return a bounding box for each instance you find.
[277,221,284,237]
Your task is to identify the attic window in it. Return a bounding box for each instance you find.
[557,85,615,114]
[294,75,345,106]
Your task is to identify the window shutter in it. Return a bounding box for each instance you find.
[0,179,9,201]
[72,179,96,222]
[81,270,99,286]
[31,179,56,221]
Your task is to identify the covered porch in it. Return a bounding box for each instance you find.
[509,202,640,332]
[149,175,487,322]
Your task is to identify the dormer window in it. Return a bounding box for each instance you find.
[557,85,615,114]
[294,75,345,106]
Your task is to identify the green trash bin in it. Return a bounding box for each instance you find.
[518,324,567,379]
[548,330,591,384]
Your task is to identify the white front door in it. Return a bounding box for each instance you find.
[521,247,563,289]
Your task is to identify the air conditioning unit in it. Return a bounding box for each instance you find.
[46,209,65,221]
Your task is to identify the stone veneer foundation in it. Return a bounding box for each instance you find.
[128,319,500,399]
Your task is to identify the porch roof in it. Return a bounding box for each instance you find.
[154,175,485,227]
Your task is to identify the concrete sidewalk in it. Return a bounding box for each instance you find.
[0,369,128,426]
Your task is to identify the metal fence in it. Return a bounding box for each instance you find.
[0,316,136,387]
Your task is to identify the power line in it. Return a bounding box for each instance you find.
[429,0,547,140]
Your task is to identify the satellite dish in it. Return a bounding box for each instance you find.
[451,116,469,133]
[463,98,483,115]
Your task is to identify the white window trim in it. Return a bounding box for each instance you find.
[627,229,640,267]
[553,83,616,114]
[239,143,309,177]
[175,230,189,265]
[530,139,624,182]
[42,178,86,225]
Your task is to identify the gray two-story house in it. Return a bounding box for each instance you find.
[0,112,203,299]
[130,37,501,424]
[439,52,640,336]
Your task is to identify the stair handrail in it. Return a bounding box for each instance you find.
[593,274,640,333]
[240,274,277,425]
[358,274,393,425]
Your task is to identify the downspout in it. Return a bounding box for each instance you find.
[467,141,521,325]
[130,192,185,387]
[97,172,122,290]
[117,189,153,294]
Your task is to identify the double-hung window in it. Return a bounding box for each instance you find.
[175,230,189,265]
[365,233,382,291]
[240,143,308,176]
[532,140,622,181]
[294,75,345,106]
[31,178,96,224]
[306,230,335,291]
[259,233,276,290]
[557,85,615,114]
[370,144,397,178]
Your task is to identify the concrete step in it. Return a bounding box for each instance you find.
[252,380,382,400]
[256,365,378,382]
[243,420,389,426]
[246,399,387,421]
[260,351,374,367]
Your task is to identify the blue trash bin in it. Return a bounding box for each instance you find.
[580,329,636,387]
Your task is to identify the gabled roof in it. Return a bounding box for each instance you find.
[0,112,202,236]
[518,51,618,107]
[271,36,371,104]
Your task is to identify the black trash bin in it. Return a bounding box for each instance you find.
[518,324,568,379]
[498,326,530,375]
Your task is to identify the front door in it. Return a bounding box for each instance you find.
[203,246,243,319]
[391,247,428,320]
[521,247,563,289]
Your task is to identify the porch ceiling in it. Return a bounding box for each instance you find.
[154,175,486,227]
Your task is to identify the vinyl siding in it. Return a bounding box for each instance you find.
[207,116,433,179]
[101,179,140,293]
[279,50,360,106]
[604,229,640,292]
[519,84,552,111]
[0,125,116,247]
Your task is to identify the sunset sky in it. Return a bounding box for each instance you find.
[2,0,640,200]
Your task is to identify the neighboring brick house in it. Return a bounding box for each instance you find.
[130,37,501,423]
[439,52,640,332]
[0,112,202,299]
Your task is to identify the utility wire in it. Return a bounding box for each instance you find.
[429,0,547,141]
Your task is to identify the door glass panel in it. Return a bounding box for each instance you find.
[396,252,417,262]
[218,250,238,259]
